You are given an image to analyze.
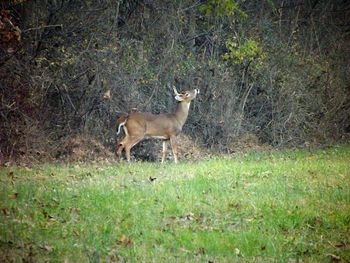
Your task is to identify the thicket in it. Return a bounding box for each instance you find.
[1,0,349,162]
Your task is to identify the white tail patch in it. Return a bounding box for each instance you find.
[116,120,127,135]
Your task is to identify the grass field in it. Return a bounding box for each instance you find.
[1,146,349,262]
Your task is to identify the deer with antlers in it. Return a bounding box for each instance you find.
[116,86,199,163]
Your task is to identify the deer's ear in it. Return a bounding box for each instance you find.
[173,86,179,96]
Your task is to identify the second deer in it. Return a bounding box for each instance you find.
[116,86,199,163]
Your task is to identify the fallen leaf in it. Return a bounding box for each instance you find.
[24,166,32,172]
[7,171,14,179]
[103,90,111,100]
[327,254,341,261]
[43,210,56,222]
[47,215,55,222]
[118,235,133,246]
[196,247,205,255]
[260,171,271,178]
[334,241,346,248]
[180,213,195,221]
[39,244,53,252]
[9,192,18,199]
[179,247,190,253]
[149,176,157,182]
[1,208,9,216]
[69,207,81,214]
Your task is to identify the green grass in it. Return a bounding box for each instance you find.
[1,146,349,262]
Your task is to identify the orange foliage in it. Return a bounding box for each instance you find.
[0,9,21,53]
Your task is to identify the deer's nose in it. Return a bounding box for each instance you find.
[195,89,200,94]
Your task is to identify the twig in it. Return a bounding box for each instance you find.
[22,24,63,33]
[180,0,203,12]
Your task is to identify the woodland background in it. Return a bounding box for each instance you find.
[0,0,349,163]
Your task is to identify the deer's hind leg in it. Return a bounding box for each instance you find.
[116,136,128,160]
[116,123,130,161]
[124,135,144,162]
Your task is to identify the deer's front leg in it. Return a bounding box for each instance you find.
[162,140,168,163]
[170,136,178,163]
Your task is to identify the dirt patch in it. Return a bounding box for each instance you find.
[2,132,272,165]
[175,134,209,160]
[55,135,114,162]
[227,133,272,154]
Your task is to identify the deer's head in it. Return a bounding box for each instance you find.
[173,86,199,102]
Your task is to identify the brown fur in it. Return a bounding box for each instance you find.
[116,88,199,163]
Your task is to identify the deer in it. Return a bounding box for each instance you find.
[115,86,199,163]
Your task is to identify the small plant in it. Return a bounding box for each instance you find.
[199,0,247,19]
[223,38,266,68]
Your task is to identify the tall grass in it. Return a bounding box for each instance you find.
[1,146,349,262]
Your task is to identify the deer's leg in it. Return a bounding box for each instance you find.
[125,136,143,162]
[116,125,130,161]
[161,140,169,163]
[116,136,128,160]
[115,143,121,158]
[116,142,125,159]
[170,136,178,163]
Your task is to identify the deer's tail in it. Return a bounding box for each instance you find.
[116,114,128,136]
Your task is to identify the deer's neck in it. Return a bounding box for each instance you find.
[174,101,191,126]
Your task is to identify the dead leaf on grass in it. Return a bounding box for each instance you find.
[7,171,15,179]
[334,241,346,248]
[1,208,9,217]
[326,254,341,261]
[9,192,18,199]
[69,207,81,214]
[39,244,53,252]
[103,89,111,100]
[118,235,133,246]
[180,213,195,221]
[196,247,205,255]
[149,176,157,182]
[228,202,241,209]
[179,247,190,253]
[168,216,177,221]
[42,210,56,222]
[260,171,272,178]
[24,166,32,172]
